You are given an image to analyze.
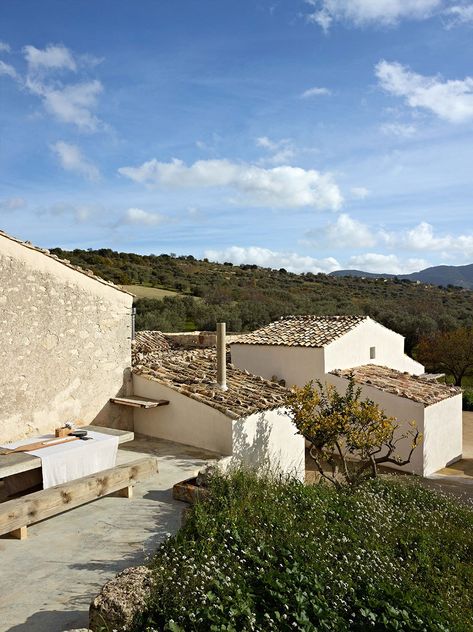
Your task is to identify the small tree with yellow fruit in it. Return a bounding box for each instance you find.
[286,376,421,487]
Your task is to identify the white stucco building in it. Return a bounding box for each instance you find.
[230,315,424,387]
[230,315,462,476]
[328,366,461,476]
[132,333,305,481]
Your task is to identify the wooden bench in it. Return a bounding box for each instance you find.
[0,425,134,480]
[0,456,158,540]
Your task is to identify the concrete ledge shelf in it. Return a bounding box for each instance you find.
[110,396,170,409]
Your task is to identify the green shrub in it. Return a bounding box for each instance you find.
[463,389,473,411]
[133,472,473,631]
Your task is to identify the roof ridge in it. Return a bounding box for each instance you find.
[0,229,133,296]
[232,314,368,348]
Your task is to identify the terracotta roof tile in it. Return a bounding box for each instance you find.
[332,365,461,406]
[133,347,287,419]
[132,330,173,362]
[232,315,367,348]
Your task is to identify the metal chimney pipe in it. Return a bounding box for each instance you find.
[216,322,228,391]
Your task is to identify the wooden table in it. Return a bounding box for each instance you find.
[0,425,145,540]
[0,426,134,480]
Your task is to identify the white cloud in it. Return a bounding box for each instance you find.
[0,43,104,132]
[38,202,96,223]
[383,221,473,257]
[121,208,165,226]
[444,5,473,26]
[306,213,376,248]
[204,245,340,274]
[350,186,370,199]
[348,253,428,274]
[27,78,103,131]
[256,136,296,165]
[0,197,27,210]
[0,41,11,53]
[51,141,100,180]
[380,121,417,137]
[23,44,76,72]
[118,158,343,211]
[0,60,18,80]
[376,60,473,123]
[306,8,333,32]
[256,136,277,150]
[306,0,442,29]
[300,86,332,98]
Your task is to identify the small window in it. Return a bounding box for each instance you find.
[370,346,376,360]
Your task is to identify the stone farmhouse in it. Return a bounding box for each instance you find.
[0,230,134,443]
[230,315,462,476]
[0,231,462,479]
[132,332,305,480]
[230,315,424,384]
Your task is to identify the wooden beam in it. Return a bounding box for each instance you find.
[113,485,133,499]
[110,396,170,409]
[10,526,27,540]
[0,456,158,538]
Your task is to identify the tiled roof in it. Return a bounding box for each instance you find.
[0,230,133,296]
[133,347,288,419]
[332,365,461,406]
[232,315,368,348]
[133,330,173,363]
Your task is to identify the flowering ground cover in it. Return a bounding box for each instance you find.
[134,472,473,631]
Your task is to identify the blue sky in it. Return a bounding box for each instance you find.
[1,0,473,274]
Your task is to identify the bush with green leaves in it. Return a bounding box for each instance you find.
[133,471,473,631]
[463,388,473,411]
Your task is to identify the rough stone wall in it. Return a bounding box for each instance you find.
[0,235,133,442]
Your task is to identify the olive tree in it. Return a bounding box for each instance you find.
[416,327,473,386]
[285,377,421,487]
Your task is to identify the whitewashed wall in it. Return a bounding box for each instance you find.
[231,409,305,481]
[231,318,423,390]
[133,374,233,454]
[422,395,463,476]
[133,373,305,479]
[230,344,325,387]
[325,318,424,375]
[327,374,426,475]
[0,234,133,442]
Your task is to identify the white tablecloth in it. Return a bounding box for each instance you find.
[1,431,119,489]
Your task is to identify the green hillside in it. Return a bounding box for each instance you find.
[120,285,180,300]
[50,247,473,353]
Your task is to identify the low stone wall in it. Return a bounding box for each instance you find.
[164,331,241,348]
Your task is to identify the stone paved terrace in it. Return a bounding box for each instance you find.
[0,436,219,632]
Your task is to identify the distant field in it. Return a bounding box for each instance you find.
[121,285,180,300]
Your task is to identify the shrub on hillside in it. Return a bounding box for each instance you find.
[133,472,473,631]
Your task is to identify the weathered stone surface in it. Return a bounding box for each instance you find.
[0,232,134,442]
[89,565,154,632]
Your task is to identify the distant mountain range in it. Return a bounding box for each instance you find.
[330,263,473,289]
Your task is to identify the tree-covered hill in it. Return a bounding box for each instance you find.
[50,247,473,353]
[332,262,473,289]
